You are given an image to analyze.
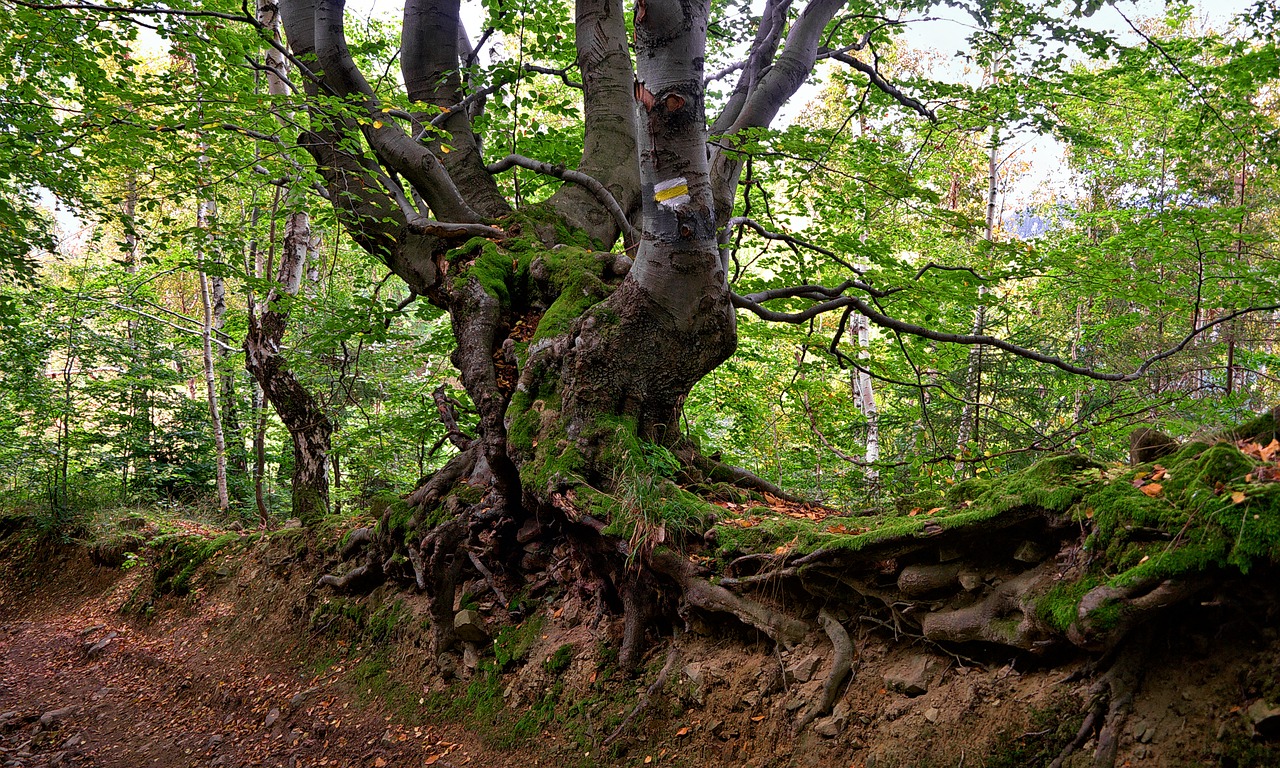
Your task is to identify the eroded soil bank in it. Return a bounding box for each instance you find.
[1,518,1279,768]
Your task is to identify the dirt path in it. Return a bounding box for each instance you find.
[0,548,486,768]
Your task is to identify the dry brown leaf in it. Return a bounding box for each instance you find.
[926,507,944,516]
[751,714,766,722]
[425,756,441,766]
[1140,483,1163,497]
[675,726,689,736]
[644,757,653,764]
[1231,491,1247,504]
[1262,439,1280,462]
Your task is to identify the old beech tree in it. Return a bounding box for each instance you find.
[291,0,859,661]
[272,0,1280,745]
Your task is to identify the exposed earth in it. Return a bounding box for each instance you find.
[1,518,1279,768]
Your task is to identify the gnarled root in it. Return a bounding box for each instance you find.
[649,548,808,647]
[1049,636,1148,768]
[921,563,1056,651]
[317,563,377,592]
[796,608,854,730]
[420,516,469,654]
[1069,576,1203,651]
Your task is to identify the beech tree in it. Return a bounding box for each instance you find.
[7,1,1280,756]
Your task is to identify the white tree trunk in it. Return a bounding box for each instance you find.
[849,315,879,480]
[197,196,230,510]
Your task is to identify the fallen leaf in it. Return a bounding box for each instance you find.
[375,759,387,767]
[926,507,944,516]
[1262,439,1280,462]
[644,757,653,764]
[1231,491,1246,504]
[751,714,766,722]
[1140,483,1163,497]
[675,726,689,736]
[425,756,440,765]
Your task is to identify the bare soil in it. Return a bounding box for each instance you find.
[1,528,1278,768]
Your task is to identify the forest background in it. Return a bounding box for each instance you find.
[1,0,1275,527]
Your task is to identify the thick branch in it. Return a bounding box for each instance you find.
[487,154,636,243]
[548,0,639,246]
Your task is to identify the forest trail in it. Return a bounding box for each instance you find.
[0,545,493,768]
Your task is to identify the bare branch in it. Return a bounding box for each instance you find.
[820,48,937,121]
[488,154,636,244]
[733,288,1280,383]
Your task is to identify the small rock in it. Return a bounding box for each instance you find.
[381,729,396,746]
[263,707,280,729]
[923,707,939,723]
[1012,540,1047,563]
[516,518,542,544]
[287,728,304,744]
[462,643,480,670]
[84,631,118,659]
[740,691,761,709]
[883,655,933,697]
[814,716,843,737]
[60,732,85,749]
[1247,700,1280,740]
[453,610,489,643]
[785,654,822,685]
[77,624,106,638]
[288,687,318,710]
[282,518,303,529]
[957,569,983,592]
[784,696,805,712]
[38,706,76,730]
[683,662,704,685]
[208,734,224,748]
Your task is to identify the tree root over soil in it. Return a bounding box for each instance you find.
[311,408,1280,768]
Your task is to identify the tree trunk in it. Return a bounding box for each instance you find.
[244,212,333,523]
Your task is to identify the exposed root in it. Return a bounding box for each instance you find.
[603,636,681,748]
[692,454,809,504]
[1048,635,1148,768]
[316,564,375,592]
[1069,577,1204,650]
[467,550,510,610]
[420,517,469,654]
[619,578,649,672]
[796,608,853,731]
[650,548,808,648]
[339,527,374,560]
[921,564,1055,651]
[406,448,478,508]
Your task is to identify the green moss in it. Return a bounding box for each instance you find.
[493,615,545,669]
[151,532,240,595]
[1222,410,1279,445]
[542,643,574,674]
[1035,578,1099,632]
[895,489,943,514]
